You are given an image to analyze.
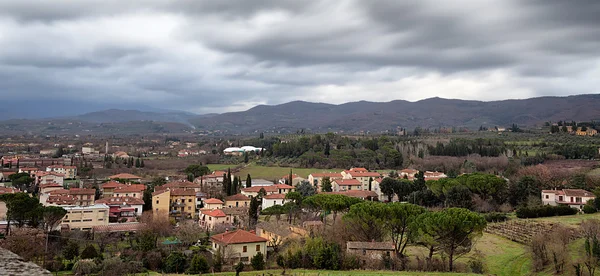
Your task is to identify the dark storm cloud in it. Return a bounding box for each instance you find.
[0,0,598,114]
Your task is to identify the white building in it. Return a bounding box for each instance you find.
[541,189,595,210]
[262,194,291,209]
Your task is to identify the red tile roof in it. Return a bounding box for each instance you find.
[201,209,227,217]
[152,189,169,197]
[204,198,224,204]
[96,196,144,205]
[39,182,63,189]
[281,174,300,179]
[35,171,65,177]
[373,178,383,183]
[68,188,96,195]
[333,179,362,186]
[225,194,250,201]
[47,195,76,205]
[263,193,286,199]
[211,229,268,245]
[309,172,343,178]
[163,181,199,189]
[47,165,77,169]
[347,171,381,178]
[101,181,125,189]
[109,173,142,180]
[242,184,295,193]
[0,187,20,195]
[563,189,594,197]
[114,184,146,193]
[170,189,196,196]
[348,167,368,172]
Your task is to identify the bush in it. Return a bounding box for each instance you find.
[164,252,187,273]
[484,212,508,223]
[186,254,209,274]
[80,244,99,260]
[63,241,80,260]
[516,205,578,218]
[251,252,265,270]
[102,257,144,276]
[72,259,98,275]
[583,205,597,214]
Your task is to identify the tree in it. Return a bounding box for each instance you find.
[42,206,67,232]
[321,177,332,192]
[445,185,473,209]
[248,196,260,229]
[368,177,373,191]
[72,259,97,275]
[385,203,426,257]
[164,252,187,273]
[80,244,99,259]
[184,164,210,178]
[413,208,486,271]
[246,174,252,188]
[295,181,316,197]
[380,178,396,202]
[135,158,141,168]
[244,151,249,163]
[0,193,43,230]
[235,261,244,276]
[581,219,600,276]
[140,159,145,167]
[251,252,265,270]
[8,172,34,192]
[63,241,80,260]
[324,142,331,156]
[343,202,387,242]
[187,254,210,274]
[54,147,65,158]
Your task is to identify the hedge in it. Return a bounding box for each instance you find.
[484,212,508,223]
[515,205,578,218]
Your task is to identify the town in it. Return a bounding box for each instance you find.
[0,124,599,275]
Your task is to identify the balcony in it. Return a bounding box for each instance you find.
[171,202,186,208]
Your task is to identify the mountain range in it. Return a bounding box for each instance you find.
[1,94,600,134]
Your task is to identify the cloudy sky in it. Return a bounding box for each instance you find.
[1,0,599,115]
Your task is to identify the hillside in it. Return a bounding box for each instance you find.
[190,94,600,133]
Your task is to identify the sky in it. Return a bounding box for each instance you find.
[1,0,599,115]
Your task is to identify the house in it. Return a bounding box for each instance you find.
[347,241,396,265]
[225,194,251,208]
[242,179,275,187]
[199,209,231,230]
[60,204,110,231]
[66,188,96,206]
[196,171,227,187]
[399,169,419,180]
[262,194,291,209]
[112,184,146,199]
[279,174,304,186]
[541,189,595,210]
[39,149,57,156]
[46,165,77,179]
[0,187,20,221]
[156,180,201,193]
[19,167,39,177]
[241,184,295,197]
[96,197,144,222]
[82,147,99,155]
[424,171,447,181]
[307,172,343,192]
[341,169,381,190]
[256,221,307,247]
[108,173,142,182]
[112,151,130,158]
[43,188,96,206]
[371,178,384,199]
[152,188,196,220]
[332,179,362,192]
[204,198,225,210]
[211,229,268,264]
[34,171,65,186]
[100,181,125,197]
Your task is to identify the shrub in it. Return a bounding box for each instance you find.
[63,241,80,260]
[583,205,597,214]
[72,259,98,275]
[484,212,508,223]
[102,257,144,276]
[80,244,99,260]
[251,252,265,270]
[235,261,245,276]
[164,252,187,273]
[516,205,578,218]
[186,254,209,274]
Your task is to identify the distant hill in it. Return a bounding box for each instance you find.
[2,94,600,135]
[189,94,600,133]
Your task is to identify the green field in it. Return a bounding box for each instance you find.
[531,212,600,226]
[207,164,240,171]
[236,164,344,180]
[193,270,476,276]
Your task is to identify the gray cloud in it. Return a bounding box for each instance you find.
[0,0,599,115]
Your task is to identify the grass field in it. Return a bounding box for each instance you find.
[531,212,600,227]
[236,164,344,180]
[190,270,476,276]
[207,164,240,171]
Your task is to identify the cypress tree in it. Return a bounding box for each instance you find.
[246,174,252,188]
[288,169,293,186]
[135,158,141,168]
[140,159,145,168]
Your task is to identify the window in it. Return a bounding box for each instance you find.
[71,220,81,222]
[209,217,212,221]
[156,200,159,204]
[362,249,366,255]
[576,197,582,203]
[559,196,564,201]
[243,246,247,252]
[63,220,70,223]
[98,219,104,221]
[545,195,549,199]
[256,245,260,251]
[386,251,391,257]
[189,199,192,203]
[84,210,93,213]
[83,219,92,222]
[188,206,191,210]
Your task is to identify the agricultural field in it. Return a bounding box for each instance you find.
[207,164,240,171]
[235,164,344,180]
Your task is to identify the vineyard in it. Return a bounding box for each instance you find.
[485,220,563,244]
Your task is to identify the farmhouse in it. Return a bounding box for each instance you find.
[211,229,268,264]
[225,194,251,208]
[307,172,343,192]
[261,193,291,209]
[332,179,362,192]
[541,189,595,210]
[203,198,225,210]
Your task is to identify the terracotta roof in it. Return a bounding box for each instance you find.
[242,184,295,193]
[542,190,563,194]
[109,173,141,180]
[47,195,76,205]
[399,169,419,174]
[96,196,144,205]
[101,181,125,189]
[20,167,39,171]
[204,198,224,204]
[201,209,227,217]
[47,165,77,169]
[68,188,96,195]
[348,167,368,172]
[281,174,300,179]
[39,182,63,190]
[264,193,287,199]
[373,178,383,183]
[225,194,250,201]
[222,207,247,215]
[35,171,65,177]
[114,184,146,193]
[163,180,199,189]
[0,187,19,195]
[333,179,362,186]
[211,229,268,245]
[309,172,343,178]
[347,171,381,178]
[170,189,196,196]
[93,223,145,233]
[347,241,395,250]
[152,189,169,197]
[48,189,70,195]
[563,189,595,197]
